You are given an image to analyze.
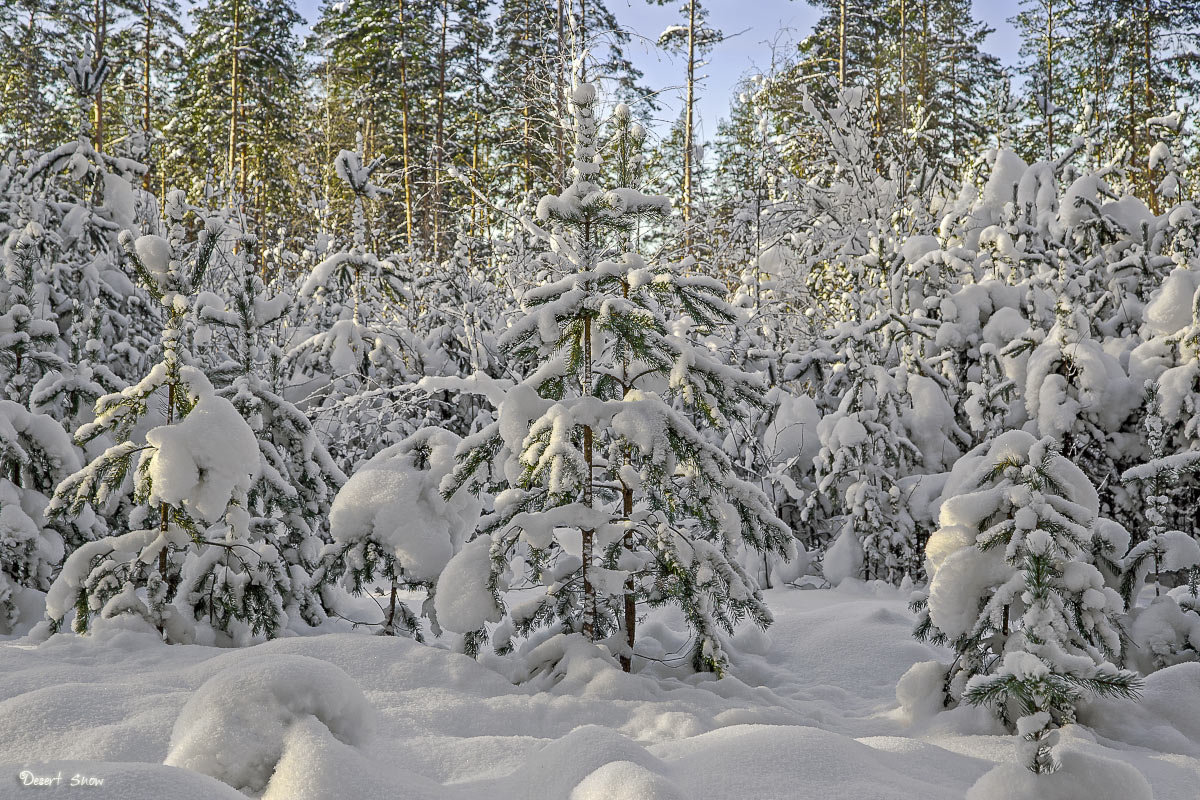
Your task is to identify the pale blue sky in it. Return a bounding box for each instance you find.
[286,0,1024,138]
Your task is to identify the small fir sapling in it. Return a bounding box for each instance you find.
[0,400,95,631]
[433,81,792,675]
[1117,379,1200,671]
[802,338,921,585]
[0,222,66,405]
[289,126,425,472]
[23,49,159,388]
[195,251,348,627]
[44,196,282,641]
[1120,381,1200,603]
[910,431,1140,772]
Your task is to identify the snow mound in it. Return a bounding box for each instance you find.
[1,586,1192,800]
[1125,597,1200,673]
[495,725,664,798]
[261,715,443,800]
[965,750,1152,800]
[822,529,863,586]
[164,654,375,793]
[1082,660,1200,756]
[569,760,686,800]
[655,723,973,799]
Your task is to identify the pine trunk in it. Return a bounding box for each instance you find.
[837,0,847,87]
[228,0,241,197]
[142,0,153,189]
[398,0,415,251]
[683,0,696,238]
[93,0,107,153]
[1143,0,1157,212]
[1045,0,1054,159]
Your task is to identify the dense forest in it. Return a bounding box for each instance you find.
[3,0,1200,794]
[4,0,1197,261]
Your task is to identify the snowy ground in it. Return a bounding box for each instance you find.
[2,583,1198,799]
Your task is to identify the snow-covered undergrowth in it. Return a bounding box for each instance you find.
[3,584,1197,799]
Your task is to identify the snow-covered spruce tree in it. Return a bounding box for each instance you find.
[21,49,160,389]
[0,221,66,405]
[1011,300,1136,518]
[1120,381,1200,603]
[43,200,289,643]
[800,326,921,585]
[962,340,1018,444]
[403,230,516,439]
[432,82,792,675]
[195,251,348,627]
[1130,266,1200,543]
[0,400,97,632]
[1116,381,1200,672]
[911,431,1139,770]
[320,427,481,638]
[289,135,428,472]
[28,296,126,434]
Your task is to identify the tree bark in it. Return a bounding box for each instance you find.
[142,0,153,189]
[398,0,415,251]
[837,0,847,87]
[228,0,241,198]
[582,315,596,641]
[1045,0,1054,159]
[1143,0,1157,212]
[93,0,108,153]
[899,0,907,127]
[581,211,597,641]
[433,0,449,259]
[683,0,696,235]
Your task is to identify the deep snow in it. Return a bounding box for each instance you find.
[2,583,1198,799]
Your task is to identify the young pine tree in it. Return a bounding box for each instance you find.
[432,83,792,675]
[44,195,285,643]
[288,134,427,473]
[912,431,1140,771]
[0,400,96,632]
[0,222,66,405]
[196,249,348,627]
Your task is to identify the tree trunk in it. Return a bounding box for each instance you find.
[920,0,930,110]
[555,0,567,183]
[899,0,907,128]
[619,274,635,671]
[228,0,241,198]
[398,0,415,251]
[1045,0,1054,159]
[521,1,532,194]
[620,483,634,670]
[142,0,153,189]
[683,0,696,236]
[581,324,596,641]
[837,0,847,87]
[157,380,175,635]
[386,578,398,634]
[433,0,449,260]
[581,212,597,641]
[93,0,108,153]
[1143,0,1157,212]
